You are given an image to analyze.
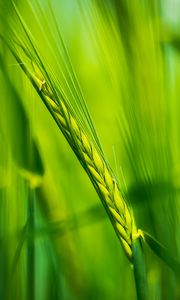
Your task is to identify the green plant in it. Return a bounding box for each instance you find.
[1,1,180,299]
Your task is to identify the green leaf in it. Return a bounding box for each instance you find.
[0,53,44,187]
[143,231,180,276]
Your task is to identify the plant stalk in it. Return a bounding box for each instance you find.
[27,188,35,300]
[132,238,148,300]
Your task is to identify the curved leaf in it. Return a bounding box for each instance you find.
[142,231,180,276]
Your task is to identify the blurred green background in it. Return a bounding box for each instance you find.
[0,0,180,299]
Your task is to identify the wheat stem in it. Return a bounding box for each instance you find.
[132,237,148,300]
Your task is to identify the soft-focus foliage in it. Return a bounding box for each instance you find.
[0,0,180,299]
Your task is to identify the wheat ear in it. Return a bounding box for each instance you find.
[40,69,135,258]
[9,44,137,259]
